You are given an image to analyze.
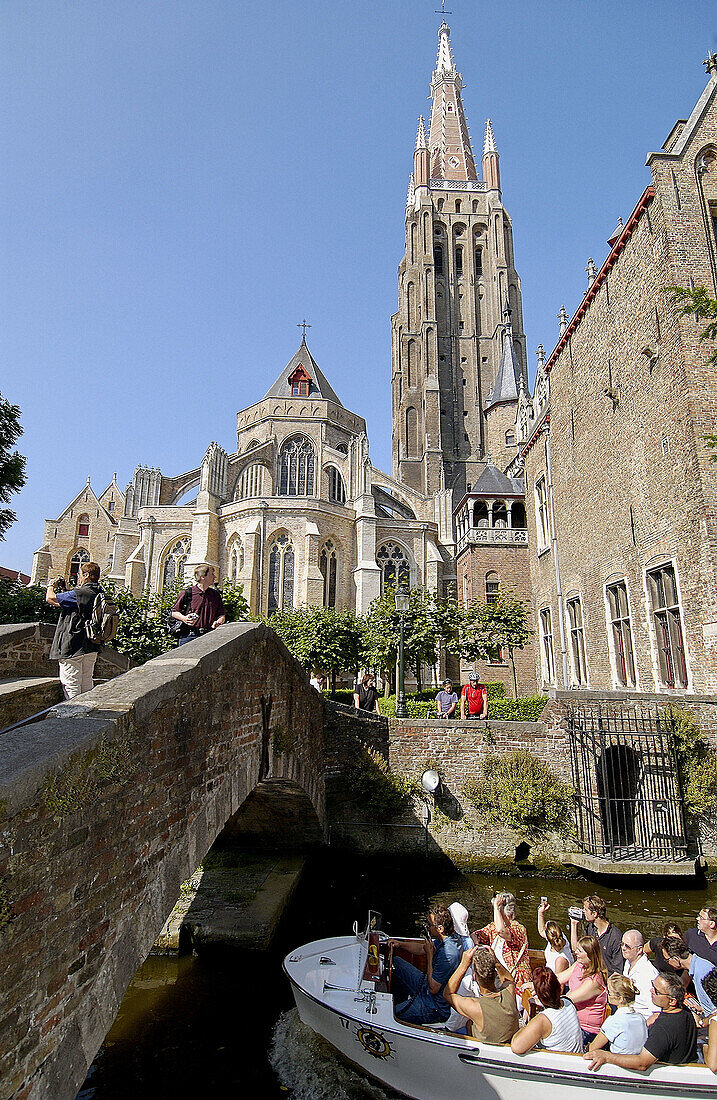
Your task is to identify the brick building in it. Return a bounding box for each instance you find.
[519,57,717,696]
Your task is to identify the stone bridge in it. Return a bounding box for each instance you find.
[0,623,327,1100]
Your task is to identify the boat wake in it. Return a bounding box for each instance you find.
[269,1009,400,1099]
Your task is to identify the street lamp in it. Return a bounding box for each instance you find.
[395,582,410,718]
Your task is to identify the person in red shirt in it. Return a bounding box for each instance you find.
[460,673,488,720]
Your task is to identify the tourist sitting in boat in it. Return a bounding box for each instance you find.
[662,936,717,1017]
[684,907,717,968]
[559,934,608,1047]
[509,965,583,1055]
[537,900,573,976]
[473,892,532,993]
[644,921,685,974]
[620,930,659,1019]
[443,945,520,1043]
[584,972,697,1071]
[570,895,623,976]
[587,974,648,1055]
[387,905,462,1025]
[700,969,717,1071]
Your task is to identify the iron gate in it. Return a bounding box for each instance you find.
[567,702,689,862]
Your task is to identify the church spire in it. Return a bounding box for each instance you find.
[482,118,501,192]
[427,22,478,182]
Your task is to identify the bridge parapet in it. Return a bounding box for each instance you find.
[0,622,325,1100]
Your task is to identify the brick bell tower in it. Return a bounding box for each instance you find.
[392,22,527,500]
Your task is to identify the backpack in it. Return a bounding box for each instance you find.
[85,587,120,645]
[166,588,193,638]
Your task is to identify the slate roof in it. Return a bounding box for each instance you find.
[485,329,520,411]
[472,460,523,497]
[261,341,344,406]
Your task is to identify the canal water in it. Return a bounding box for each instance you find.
[77,852,716,1099]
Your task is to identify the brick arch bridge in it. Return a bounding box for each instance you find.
[0,623,327,1100]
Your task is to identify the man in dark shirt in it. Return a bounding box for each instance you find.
[585,972,697,1071]
[353,673,381,714]
[388,905,462,1025]
[171,564,226,644]
[46,561,102,698]
[684,908,717,968]
[570,894,623,975]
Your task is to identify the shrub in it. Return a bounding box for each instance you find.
[0,578,58,625]
[488,695,548,722]
[660,705,717,821]
[343,742,418,821]
[463,750,574,836]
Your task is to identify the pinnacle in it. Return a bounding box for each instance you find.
[483,118,497,155]
[415,115,428,151]
[435,21,455,75]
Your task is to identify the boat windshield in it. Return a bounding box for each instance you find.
[356,911,383,988]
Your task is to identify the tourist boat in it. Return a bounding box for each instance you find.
[284,913,716,1100]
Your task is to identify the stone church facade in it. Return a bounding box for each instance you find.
[30,22,532,696]
[35,28,717,705]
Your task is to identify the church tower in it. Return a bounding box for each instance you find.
[392,22,527,500]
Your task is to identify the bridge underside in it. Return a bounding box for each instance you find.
[220,778,324,849]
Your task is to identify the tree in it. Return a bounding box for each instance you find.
[668,286,717,462]
[0,392,27,540]
[458,594,533,699]
[362,587,462,692]
[266,605,363,693]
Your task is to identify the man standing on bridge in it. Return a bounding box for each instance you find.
[46,561,102,699]
[171,564,226,645]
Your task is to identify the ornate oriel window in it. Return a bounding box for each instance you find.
[228,536,244,583]
[320,540,338,608]
[376,542,410,593]
[267,534,294,615]
[162,537,191,588]
[279,435,315,496]
[68,548,90,585]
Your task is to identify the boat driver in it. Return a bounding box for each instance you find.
[387,905,463,1025]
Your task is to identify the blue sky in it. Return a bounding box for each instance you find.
[1,0,715,573]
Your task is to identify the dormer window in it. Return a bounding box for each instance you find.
[288,364,312,398]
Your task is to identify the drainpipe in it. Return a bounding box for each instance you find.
[545,434,569,688]
[258,501,268,614]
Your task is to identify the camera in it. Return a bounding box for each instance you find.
[540,896,548,905]
[52,577,67,592]
[568,905,584,921]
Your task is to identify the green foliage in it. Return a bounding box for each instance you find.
[0,578,59,624]
[458,595,534,697]
[362,586,463,690]
[266,605,363,688]
[488,695,548,722]
[219,579,250,622]
[660,705,717,821]
[667,285,717,366]
[0,877,11,934]
[463,750,574,836]
[0,391,26,540]
[343,742,418,821]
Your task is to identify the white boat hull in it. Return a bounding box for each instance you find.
[284,935,717,1100]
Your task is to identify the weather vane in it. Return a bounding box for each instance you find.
[297,319,311,338]
[435,0,452,15]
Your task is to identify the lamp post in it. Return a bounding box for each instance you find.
[395,583,410,718]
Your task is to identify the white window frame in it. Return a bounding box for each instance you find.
[539,606,555,685]
[534,476,550,553]
[604,579,638,690]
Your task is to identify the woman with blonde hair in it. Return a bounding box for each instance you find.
[537,900,573,976]
[587,974,647,1055]
[559,935,608,1048]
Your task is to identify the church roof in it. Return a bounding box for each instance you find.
[261,340,344,406]
[485,321,520,411]
[472,460,523,497]
[427,23,478,182]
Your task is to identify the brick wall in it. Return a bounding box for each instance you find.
[0,624,130,683]
[0,623,325,1100]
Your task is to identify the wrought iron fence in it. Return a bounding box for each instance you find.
[567,702,689,862]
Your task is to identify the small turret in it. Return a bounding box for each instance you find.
[482,119,501,192]
[413,115,430,195]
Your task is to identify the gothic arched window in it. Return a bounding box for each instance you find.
[320,540,338,608]
[228,536,244,582]
[236,464,264,499]
[279,435,315,496]
[327,466,346,504]
[486,572,500,604]
[163,537,191,588]
[376,542,410,593]
[267,534,294,615]
[77,513,90,539]
[68,548,89,585]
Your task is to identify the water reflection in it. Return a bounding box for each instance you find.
[78,853,716,1098]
